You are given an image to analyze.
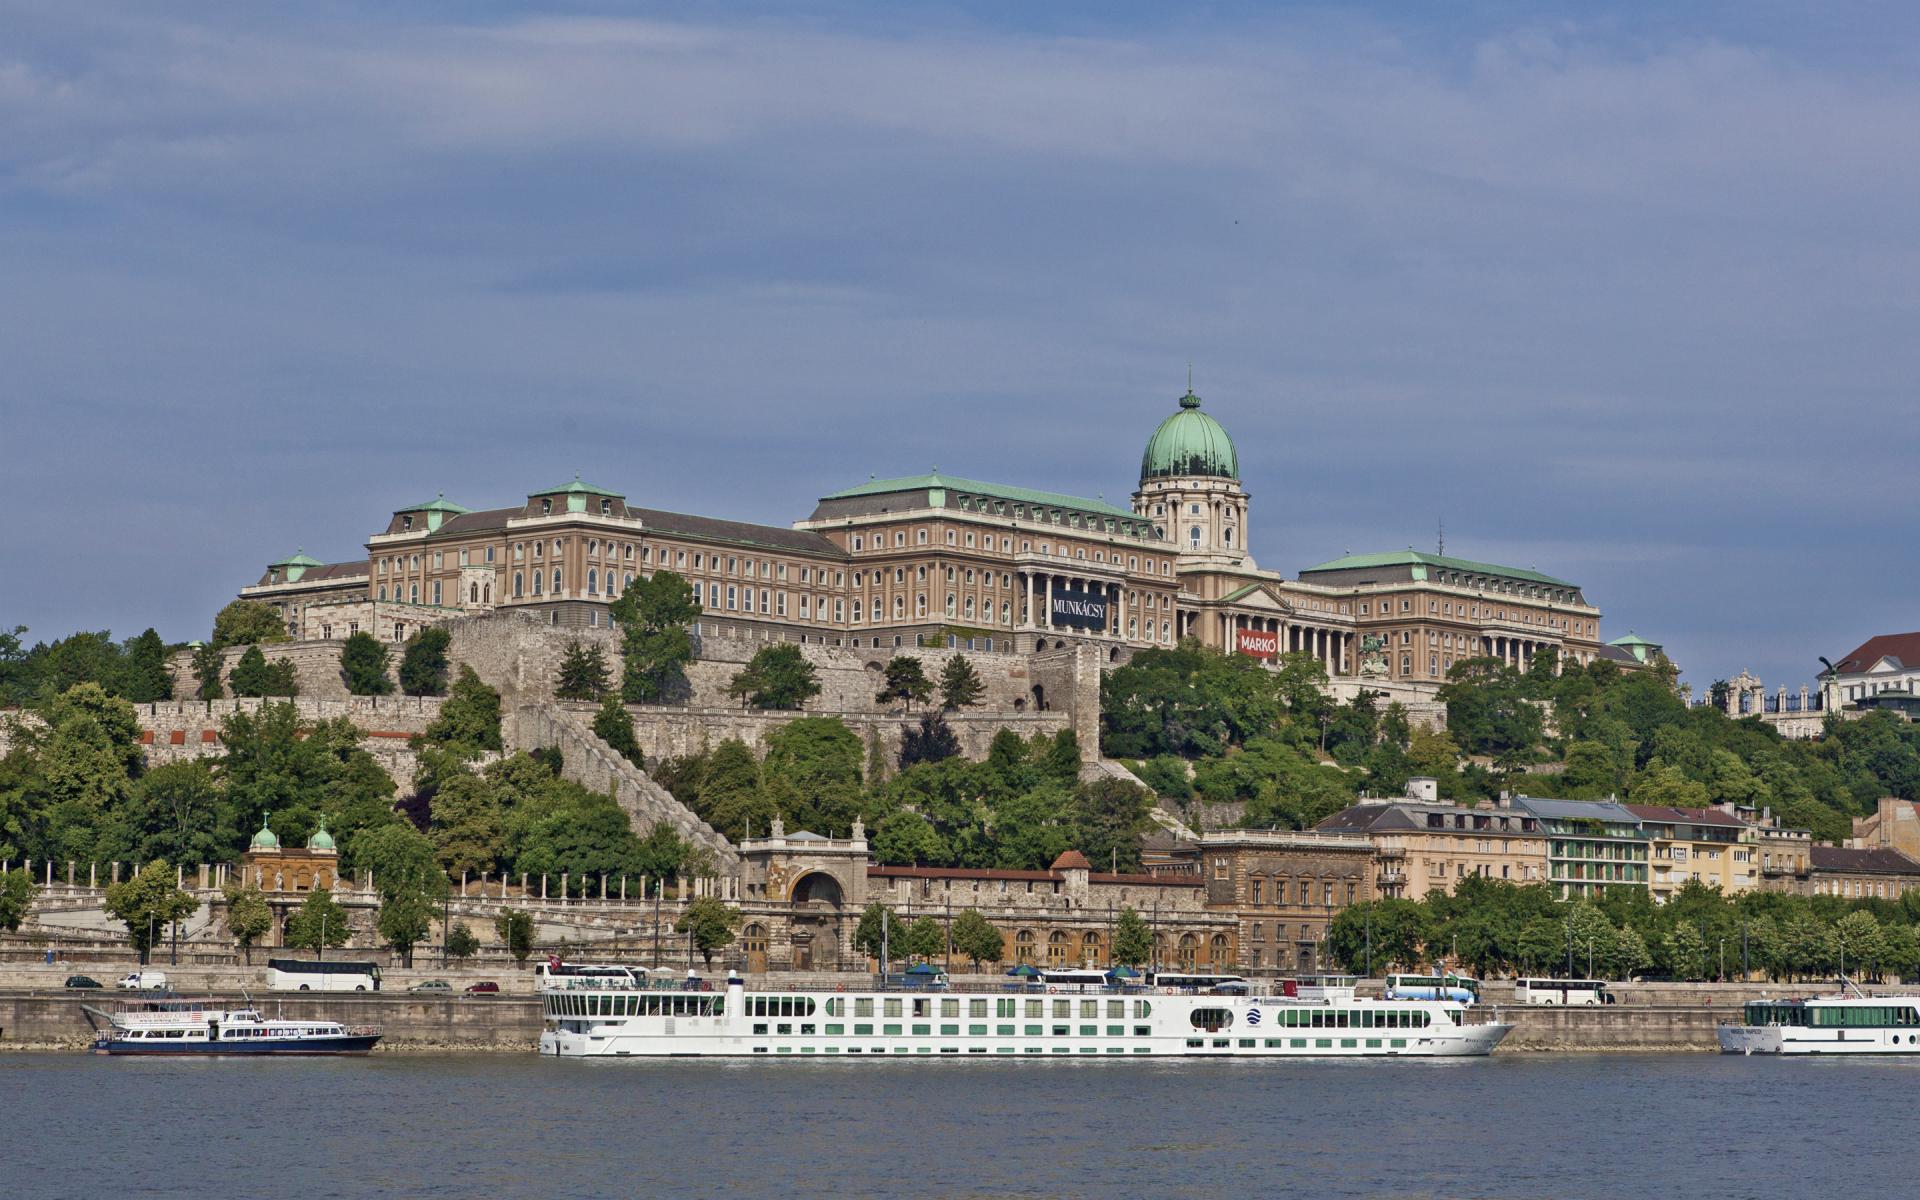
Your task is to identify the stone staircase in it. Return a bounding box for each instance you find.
[510,700,738,869]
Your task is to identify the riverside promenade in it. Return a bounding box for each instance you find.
[0,972,1821,1053]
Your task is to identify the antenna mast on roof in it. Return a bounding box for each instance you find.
[1437,518,1445,557]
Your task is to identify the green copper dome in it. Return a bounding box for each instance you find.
[250,819,279,851]
[307,820,335,852]
[1140,390,1239,483]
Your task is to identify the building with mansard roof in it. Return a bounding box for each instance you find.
[236,387,1619,692]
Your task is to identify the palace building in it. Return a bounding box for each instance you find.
[239,388,1616,689]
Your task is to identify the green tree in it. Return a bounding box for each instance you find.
[899,712,961,769]
[103,760,227,867]
[121,629,174,703]
[421,666,503,754]
[447,921,480,961]
[378,891,439,967]
[191,642,225,700]
[555,640,611,701]
[222,881,273,965]
[211,599,290,647]
[877,656,933,711]
[727,643,821,710]
[1612,924,1653,980]
[760,717,865,836]
[609,570,702,702]
[228,645,274,697]
[103,860,200,963]
[340,632,394,696]
[0,868,36,932]
[1836,910,1887,980]
[1112,906,1152,967]
[495,908,536,962]
[852,901,901,968]
[939,654,985,710]
[871,809,947,866]
[902,915,946,963]
[399,627,453,697]
[676,896,741,968]
[950,909,1005,967]
[1070,777,1154,873]
[1664,922,1711,981]
[284,886,352,953]
[592,696,645,768]
[1327,899,1434,974]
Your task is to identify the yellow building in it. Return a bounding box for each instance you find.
[1314,780,1549,901]
[1624,805,1758,901]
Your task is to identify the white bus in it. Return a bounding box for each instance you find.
[1147,972,1251,995]
[1515,977,1615,1006]
[1039,969,1112,993]
[534,962,648,989]
[1384,974,1481,1004]
[265,958,382,992]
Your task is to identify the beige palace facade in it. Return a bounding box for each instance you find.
[237,387,1617,689]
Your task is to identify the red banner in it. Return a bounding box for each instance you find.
[1236,628,1278,658]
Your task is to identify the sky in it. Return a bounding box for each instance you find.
[4,1,1918,692]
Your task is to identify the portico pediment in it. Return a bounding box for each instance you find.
[1219,581,1295,613]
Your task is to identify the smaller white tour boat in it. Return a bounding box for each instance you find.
[1719,982,1920,1055]
[82,996,382,1056]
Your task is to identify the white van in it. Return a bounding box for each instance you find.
[116,970,168,990]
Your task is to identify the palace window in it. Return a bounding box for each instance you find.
[551,569,561,593]
[432,581,442,605]
[587,569,598,595]
[409,584,419,603]
[513,573,523,598]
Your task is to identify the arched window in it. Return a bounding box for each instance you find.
[1014,930,1036,964]
[1189,526,1201,547]
[1081,931,1101,965]
[587,568,598,595]
[469,583,479,603]
[1047,930,1070,964]
[483,583,491,604]
[551,568,561,593]
[409,583,419,604]
[532,572,543,595]
[514,573,524,598]
[1177,933,1198,968]
[1209,934,1230,966]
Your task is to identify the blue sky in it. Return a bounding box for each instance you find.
[4,1,1918,692]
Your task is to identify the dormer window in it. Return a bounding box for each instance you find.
[601,499,612,515]
[402,516,413,531]
[541,498,552,515]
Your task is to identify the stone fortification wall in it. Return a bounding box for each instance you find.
[132,697,442,791]
[605,704,1070,764]
[511,701,738,868]
[166,640,363,702]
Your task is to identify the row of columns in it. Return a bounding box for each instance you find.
[1224,612,1351,675]
[1487,635,1562,674]
[1021,570,1128,639]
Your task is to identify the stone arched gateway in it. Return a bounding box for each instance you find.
[786,870,845,972]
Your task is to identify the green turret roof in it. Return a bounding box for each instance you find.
[307,820,335,852]
[397,494,472,515]
[268,549,324,569]
[1607,632,1660,648]
[533,476,622,498]
[250,819,280,851]
[1140,390,1239,483]
[1299,550,1577,590]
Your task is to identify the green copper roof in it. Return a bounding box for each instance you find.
[1140,390,1239,483]
[1608,632,1659,648]
[250,819,279,851]
[306,820,335,852]
[1299,550,1577,589]
[268,549,324,569]
[397,494,472,515]
[822,473,1137,520]
[533,476,623,499]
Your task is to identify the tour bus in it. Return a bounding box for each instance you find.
[1039,968,1114,993]
[1383,973,1481,1004]
[1515,977,1616,1006]
[533,962,648,989]
[265,958,382,992]
[1147,972,1252,995]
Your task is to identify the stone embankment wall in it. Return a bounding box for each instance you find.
[166,640,363,702]
[604,704,1071,763]
[0,990,542,1051]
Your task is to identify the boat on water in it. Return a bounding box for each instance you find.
[538,967,1513,1059]
[82,996,382,1056]
[1718,984,1920,1055]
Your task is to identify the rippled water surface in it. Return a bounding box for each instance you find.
[2,1052,1909,1198]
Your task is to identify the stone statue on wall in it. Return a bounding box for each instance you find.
[1359,634,1389,678]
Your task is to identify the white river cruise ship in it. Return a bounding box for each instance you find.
[539,970,1512,1059]
[1719,989,1920,1055]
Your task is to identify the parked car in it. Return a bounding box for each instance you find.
[464,981,500,995]
[65,975,103,989]
[408,980,452,993]
[116,970,168,991]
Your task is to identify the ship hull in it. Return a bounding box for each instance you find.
[92,1035,381,1056]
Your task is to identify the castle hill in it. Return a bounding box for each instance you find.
[6,380,1920,1059]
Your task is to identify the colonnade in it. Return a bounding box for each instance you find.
[1221,612,1352,676]
[1485,634,1563,673]
[1019,569,1131,639]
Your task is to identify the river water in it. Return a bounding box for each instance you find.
[2,1052,1904,1198]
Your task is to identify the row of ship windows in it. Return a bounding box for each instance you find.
[742,1039,1412,1055]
